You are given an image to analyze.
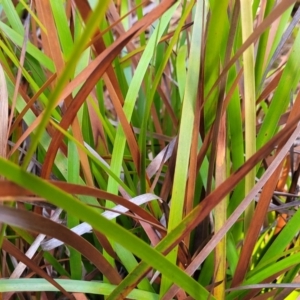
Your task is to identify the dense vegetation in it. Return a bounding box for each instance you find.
[1,0,300,299]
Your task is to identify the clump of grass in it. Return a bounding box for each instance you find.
[1,1,300,299]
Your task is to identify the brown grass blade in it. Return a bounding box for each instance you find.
[231,86,300,287]
[162,117,300,299]
[78,0,142,175]
[206,0,240,194]
[35,0,94,185]
[0,206,122,284]
[105,76,142,175]
[8,74,57,142]
[7,12,30,138]
[2,239,74,300]
[0,180,164,229]
[41,0,177,179]
[35,0,64,80]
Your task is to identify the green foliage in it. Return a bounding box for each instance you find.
[0,0,300,299]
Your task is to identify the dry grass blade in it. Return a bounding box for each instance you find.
[41,0,176,179]
[163,120,300,299]
[9,208,62,280]
[0,205,122,284]
[2,239,74,300]
[35,0,64,77]
[0,180,163,227]
[7,12,30,138]
[232,88,300,287]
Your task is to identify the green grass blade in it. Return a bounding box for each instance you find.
[0,279,158,299]
[104,4,178,288]
[1,0,24,35]
[21,0,111,169]
[258,206,300,266]
[106,4,177,196]
[0,21,55,72]
[50,0,74,58]
[240,0,256,233]
[67,139,82,280]
[160,0,204,294]
[226,252,300,299]
[0,158,209,300]
[257,19,300,150]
